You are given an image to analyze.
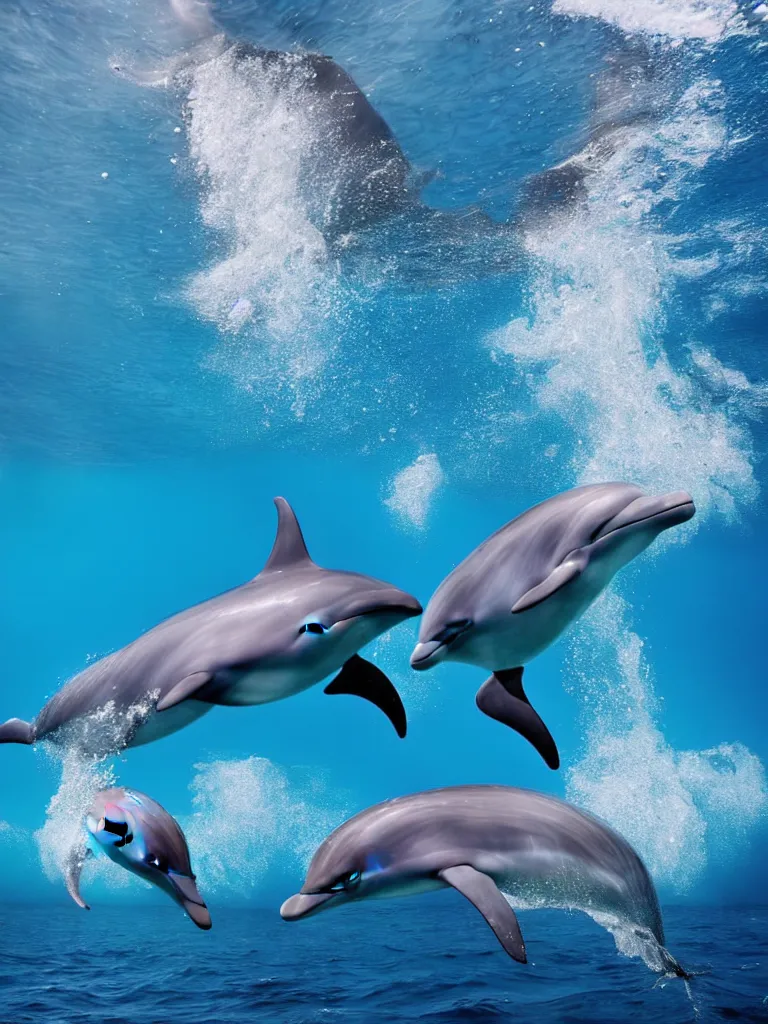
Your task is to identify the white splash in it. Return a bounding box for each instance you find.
[183,757,346,895]
[552,0,746,43]
[489,67,767,887]
[183,47,339,410]
[34,750,117,887]
[489,81,760,522]
[565,592,768,890]
[385,453,445,529]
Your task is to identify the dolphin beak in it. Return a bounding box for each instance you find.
[168,873,212,930]
[280,891,336,921]
[409,639,446,670]
[593,490,695,541]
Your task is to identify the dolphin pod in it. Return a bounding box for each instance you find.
[281,784,689,978]
[411,483,695,769]
[65,787,211,929]
[0,497,420,756]
[2,478,699,982]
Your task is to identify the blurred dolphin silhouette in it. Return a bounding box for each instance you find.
[281,784,689,979]
[0,498,420,756]
[410,483,695,769]
[66,787,211,929]
[117,0,663,250]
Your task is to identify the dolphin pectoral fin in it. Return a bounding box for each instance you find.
[65,843,92,911]
[0,718,35,745]
[438,865,526,964]
[511,551,588,614]
[324,655,407,738]
[156,672,213,712]
[476,669,560,770]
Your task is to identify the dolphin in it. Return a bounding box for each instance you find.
[410,483,695,769]
[119,1,662,259]
[65,787,211,929]
[0,498,420,756]
[280,784,688,979]
[116,0,417,241]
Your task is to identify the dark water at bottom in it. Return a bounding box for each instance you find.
[0,902,766,1023]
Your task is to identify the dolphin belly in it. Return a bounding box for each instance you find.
[128,699,214,748]
[464,571,608,670]
[203,666,318,707]
[481,848,663,947]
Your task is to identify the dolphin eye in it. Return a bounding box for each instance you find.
[146,853,169,872]
[432,619,472,644]
[300,622,328,636]
[329,870,362,893]
[101,818,133,847]
[102,818,128,838]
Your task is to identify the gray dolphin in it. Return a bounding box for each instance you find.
[66,787,211,929]
[410,483,695,769]
[280,784,688,978]
[0,498,420,756]
[121,1,660,259]
[117,0,416,240]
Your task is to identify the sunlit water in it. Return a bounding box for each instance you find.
[2,0,768,1020]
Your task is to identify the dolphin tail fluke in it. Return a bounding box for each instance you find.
[0,718,35,745]
[476,669,560,770]
[324,654,407,738]
[65,843,92,911]
[439,864,527,964]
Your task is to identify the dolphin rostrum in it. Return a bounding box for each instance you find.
[410,483,695,769]
[66,787,211,929]
[281,784,688,979]
[0,498,421,756]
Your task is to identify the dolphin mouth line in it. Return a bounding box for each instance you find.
[337,602,422,626]
[280,889,337,920]
[411,619,472,669]
[593,498,695,543]
[410,644,444,668]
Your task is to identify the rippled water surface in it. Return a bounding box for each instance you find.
[1,904,767,1024]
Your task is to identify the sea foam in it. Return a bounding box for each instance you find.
[182,756,346,895]
[385,453,445,530]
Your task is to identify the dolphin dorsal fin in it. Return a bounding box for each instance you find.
[262,497,314,573]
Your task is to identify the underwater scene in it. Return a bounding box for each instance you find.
[2,0,768,1021]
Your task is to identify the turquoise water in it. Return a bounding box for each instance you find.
[2,0,768,1020]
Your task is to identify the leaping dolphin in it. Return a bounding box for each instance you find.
[66,787,211,929]
[410,483,695,769]
[0,498,420,756]
[280,784,689,979]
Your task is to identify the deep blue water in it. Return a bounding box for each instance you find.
[3,0,768,1021]
[1,903,767,1024]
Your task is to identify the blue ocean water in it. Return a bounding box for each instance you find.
[1,903,767,1023]
[3,0,768,1020]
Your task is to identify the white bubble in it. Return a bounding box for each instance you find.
[564,591,768,891]
[182,757,347,895]
[182,47,339,404]
[34,749,116,887]
[384,453,445,530]
[488,81,759,523]
[552,0,746,44]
